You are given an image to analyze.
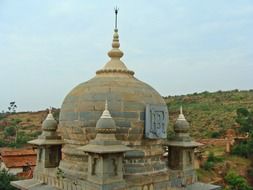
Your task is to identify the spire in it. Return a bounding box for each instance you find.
[45,107,55,121]
[174,106,190,134]
[101,100,112,119]
[107,8,123,60]
[49,107,52,114]
[178,105,186,120]
[42,107,57,130]
[96,8,134,75]
[96,100,116,131]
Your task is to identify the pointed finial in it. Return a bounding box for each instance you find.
[105,99,108,110]
[178,105,186,120]
[49,107,52,114]
[114,7,119,30]
[95,8,134,76]
[101,100,112,119]
[46,107,54,120]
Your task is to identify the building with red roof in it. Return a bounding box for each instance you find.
[0,148,36,178]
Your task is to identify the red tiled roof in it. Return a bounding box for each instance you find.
[1,155,36,168]
[0,149,36,168]
[0,149,35,156]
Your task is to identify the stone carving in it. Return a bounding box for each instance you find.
[145,104,168,139]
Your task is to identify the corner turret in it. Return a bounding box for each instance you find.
[79,101,130,189]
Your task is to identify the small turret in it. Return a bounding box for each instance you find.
[167,106,202,186]
[173,106,191,141]
[174,106,190,134]
[79,100,130,189]
[29,108,63,168]
[95,100,116,132]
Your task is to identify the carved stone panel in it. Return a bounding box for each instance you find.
[145,104,168,139]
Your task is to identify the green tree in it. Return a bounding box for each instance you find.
[7,102,17,113]
[236,108,253,134]
[234,108,253,157]
[0,170,18,190]
[224,171,253,190]
[231,142,249,158]
[4,126,16,137]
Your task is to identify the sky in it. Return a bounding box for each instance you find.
[0,0,253,111]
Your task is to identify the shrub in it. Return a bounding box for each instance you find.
[225,171,253,190]
[0,169,18,190]
[26,118,31,122]
[10,118,22,125]
[0,139,7,147]
[207,152,223,162]
[4,126,16,137]
[203,152,223,171]
[16,132,32,145]
[231,143,249,158]
[210,131,220,138]
[203,161,214,171]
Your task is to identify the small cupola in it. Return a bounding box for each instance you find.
[42,109,57,131]
[78,100,130,189]
[174,106,190,134]
[29,108,63,168]
[95,100,116,132]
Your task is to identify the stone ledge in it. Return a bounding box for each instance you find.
[11,179,59,190]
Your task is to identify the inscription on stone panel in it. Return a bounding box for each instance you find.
[145,104,168,139]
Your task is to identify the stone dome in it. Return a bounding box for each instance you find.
[42,109,57,131]
[95,100,116,131]
[174,106,190,133]
[58,28,168,179]
[59,28,166,143]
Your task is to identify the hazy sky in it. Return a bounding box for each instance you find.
[0,0,253,111]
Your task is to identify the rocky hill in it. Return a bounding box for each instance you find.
[165,89,253,139]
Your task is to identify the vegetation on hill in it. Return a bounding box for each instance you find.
[0,90,252,188]
[194,104,253,189]
[165,89,253,139]
[0,103,60,148]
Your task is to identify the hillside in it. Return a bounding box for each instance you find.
[0,109,59,147]
[0,90,252,187]
[0,89,252,144]
[165,89,253,139]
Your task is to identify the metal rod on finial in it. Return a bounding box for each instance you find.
[114,6,119,29]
